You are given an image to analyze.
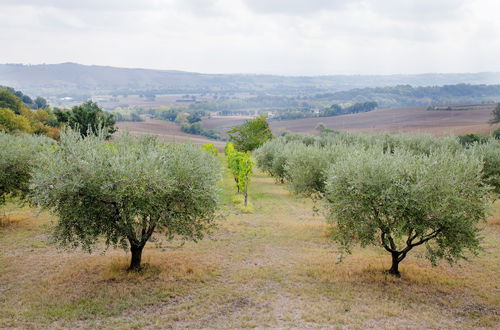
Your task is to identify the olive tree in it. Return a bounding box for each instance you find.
[0,132,53,206]
[469,141,500,197]
[284,143,350,196]
[254,138,293,183]
[30,130,221,271]
[324,148,490,276]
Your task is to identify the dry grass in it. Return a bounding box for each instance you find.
[1,168,499,329]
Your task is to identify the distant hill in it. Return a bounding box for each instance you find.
[2,63,500,97]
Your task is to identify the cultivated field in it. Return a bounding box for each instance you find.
[116,120,225,149]
[117,106,498,147]
[1,167,499,329]
[270,106,498,136]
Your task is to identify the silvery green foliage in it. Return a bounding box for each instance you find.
[254,138,300,183]
[30,129,221,253]
[468,141,500,196]
[0,132,54,205]
[324,148,489,271]
[284,143,351,195]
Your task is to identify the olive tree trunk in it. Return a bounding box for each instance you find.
[129,244,145,271]
[389,252,401,276]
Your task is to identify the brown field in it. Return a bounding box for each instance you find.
[117,105,499,152]
[270,106,499,136]
[1,168,499,328]
[116,120,225,149]
[202,115,254,130]
[99,94,197,110]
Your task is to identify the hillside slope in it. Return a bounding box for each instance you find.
[2,63,500,96]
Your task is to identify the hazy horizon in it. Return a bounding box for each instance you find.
[3,61,500,77]
[1,0,499,76]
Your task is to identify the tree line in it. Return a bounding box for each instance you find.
[0,86,117,140]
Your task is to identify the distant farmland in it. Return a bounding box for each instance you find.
[117,105,498,147]
[116,120,226,149]
[269,105,498,136]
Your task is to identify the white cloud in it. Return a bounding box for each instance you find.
[0,0,499,74]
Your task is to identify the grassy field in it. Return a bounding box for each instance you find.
[1,164,499,329]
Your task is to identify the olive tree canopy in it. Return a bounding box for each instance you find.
[324,148,490,276]
[30,130,221,270]
[0,132,53,206]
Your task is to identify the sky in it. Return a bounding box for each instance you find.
[0,0,499,75]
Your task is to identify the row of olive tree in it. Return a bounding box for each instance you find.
[254,131,497,276]
[255,131,499,196]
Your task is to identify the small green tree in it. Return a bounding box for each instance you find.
[225,143,253,205]
[228,115,273,152]
[236,152,253,207]
[324,148,490,276]
[492,127,500,140]
[0,88,24,114]
[0,132,52,206]
[202,143,218,156]
[225,142,240,192]
[224,141,235,156]
[68,101,117,139]
[30,130,221,271]
[489,103,500,124]
[34,96,48,109]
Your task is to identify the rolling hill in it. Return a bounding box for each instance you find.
[2,63,500,97]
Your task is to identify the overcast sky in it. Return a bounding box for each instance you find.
[0,0,499,75]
